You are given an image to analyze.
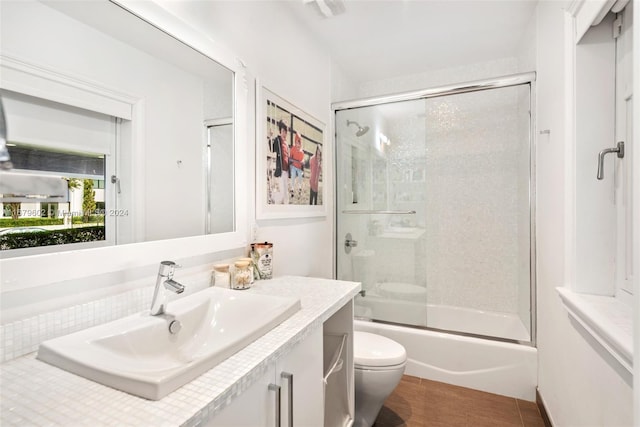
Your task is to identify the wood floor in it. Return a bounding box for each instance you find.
[373,375,546,427]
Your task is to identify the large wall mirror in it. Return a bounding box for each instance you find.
[0,0,248,306]
[0,0,240,258]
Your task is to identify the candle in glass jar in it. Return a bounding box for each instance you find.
[212,264,230,287]
[238,257,254,284]
[232,261,251,289]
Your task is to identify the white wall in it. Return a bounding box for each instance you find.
[635,2,640,423]
[574,13,617,296]
[356,57,520,99]
[535,2,634,426]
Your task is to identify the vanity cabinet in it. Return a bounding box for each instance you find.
[208,327,324,426]
[208,299,355,427]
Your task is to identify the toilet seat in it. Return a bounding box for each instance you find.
[354,331,407,368]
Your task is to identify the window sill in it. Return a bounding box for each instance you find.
[556,287,633,374]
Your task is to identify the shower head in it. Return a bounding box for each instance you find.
[346,120,369,137]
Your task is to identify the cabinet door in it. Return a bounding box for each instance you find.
[277,327,324,427]
[206,364,277,427]
[206,328,324,427]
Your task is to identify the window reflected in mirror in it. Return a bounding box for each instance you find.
[0,88,115,255]
[0,144,109,251]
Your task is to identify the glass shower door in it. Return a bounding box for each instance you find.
[336,99,429,328]
[335,81,533,343]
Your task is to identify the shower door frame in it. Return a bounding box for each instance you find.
[332,72,538,346]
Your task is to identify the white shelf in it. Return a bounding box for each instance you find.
[556,287,633,374]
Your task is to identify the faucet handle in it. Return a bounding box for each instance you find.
[160,260,178,267]
[170,263,182,278]
[168,262,182,278]
[165,261,182,269]
[158,260,181,278]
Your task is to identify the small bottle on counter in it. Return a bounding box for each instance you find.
[212,264,230,287]
[250,242,273,280]
[231,260,251,290]
[238,257,255,284]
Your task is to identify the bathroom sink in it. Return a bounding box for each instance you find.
[37,287,301,400]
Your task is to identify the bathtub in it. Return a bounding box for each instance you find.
[356,294,531,342]
[354,319,537,401]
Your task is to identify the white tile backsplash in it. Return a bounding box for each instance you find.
[1,287,149,362]
[0,267,214,363]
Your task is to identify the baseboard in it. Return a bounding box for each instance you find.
[536,388,553,427]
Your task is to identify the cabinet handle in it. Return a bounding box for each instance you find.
[268,383,281,427]
[281,372,293,427]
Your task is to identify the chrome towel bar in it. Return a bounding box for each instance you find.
[341,210,416,215]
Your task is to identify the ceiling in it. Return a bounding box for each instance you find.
[285,0,538,84]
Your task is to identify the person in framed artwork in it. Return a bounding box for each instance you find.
[309,145,322,205]
[289,132,305,201]
[271,120,290,204]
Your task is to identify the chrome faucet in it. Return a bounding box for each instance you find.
[150,261,185,316]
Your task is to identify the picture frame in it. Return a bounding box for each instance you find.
[256,83,327,219]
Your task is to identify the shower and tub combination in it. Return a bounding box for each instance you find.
[334,73,537,400]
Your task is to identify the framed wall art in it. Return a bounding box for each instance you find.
[256,83,326,219]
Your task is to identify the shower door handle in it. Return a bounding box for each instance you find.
[597,141,624,180]
[345,239,358,248]
[344,233,358,254]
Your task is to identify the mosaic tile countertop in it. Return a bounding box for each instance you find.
[0,276,360,426]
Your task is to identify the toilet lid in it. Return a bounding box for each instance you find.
[354,331,407,367]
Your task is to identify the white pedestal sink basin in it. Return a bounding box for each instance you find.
[37,287,301,400]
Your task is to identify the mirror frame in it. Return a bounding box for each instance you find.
[0,0,249,292]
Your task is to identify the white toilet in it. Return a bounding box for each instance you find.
[353,331,407,427]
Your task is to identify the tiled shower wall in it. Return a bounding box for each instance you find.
[422,84,530,314]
